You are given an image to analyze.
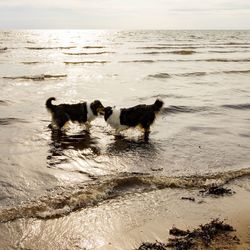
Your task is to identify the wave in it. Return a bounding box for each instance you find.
[123,58,250,63]
[208,46,250,49]
[208,50,250,53]
[146,69,250,79]
[0,100,9,106]
[221,69,250,74]
[26,41,35,44]
[201,59,250,62]
[0,117,28,126]
[26,46,76,50]
[0,47,7,51]
[0,168,249,222]
[139,43,250,50]
[137,46,185,50]
[122,58,250,65]
[64,61,109,64]
[162,105,211,114]
[120,60,155,63]
[140,50,196,55]
[171,50,196,55]
[220,42,250,45]
[175,69,250,77]
[64,52,114,55]
[148,73,171,79]
[138,94,187,101]
[221,103,250,110]
[82,46,105,49]
[171,59,250,62]
[176,72,207,77]
[3,74,67,81]
[173,58,250,63]
[139,46,200,50]
[139,51,169,55]
[21,62,47,64]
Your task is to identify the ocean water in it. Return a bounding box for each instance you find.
[0,30,250,247]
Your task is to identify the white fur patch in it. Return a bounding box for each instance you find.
[86,103,96,122]
[106,108,129,132]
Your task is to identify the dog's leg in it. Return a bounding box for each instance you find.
[144,128,150,141]
[50,118,60,130]
[115,128,121,136]
[115,128,125,136]
[114,128,124,138]
[85,122,91,131]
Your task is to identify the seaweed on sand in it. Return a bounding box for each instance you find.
[138,241,167,250]
[167,219,239,249]
[137,219,239,250]
[199,186,234,196]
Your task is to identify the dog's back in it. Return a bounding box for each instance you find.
[120,99,164,128]
[46,97,88,128]
[57,103,87,122]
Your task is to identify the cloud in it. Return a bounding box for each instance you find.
[0,0,250,29]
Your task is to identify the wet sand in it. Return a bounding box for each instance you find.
[0,178,249,249]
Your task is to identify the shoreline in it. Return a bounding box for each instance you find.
[0,178,249,249]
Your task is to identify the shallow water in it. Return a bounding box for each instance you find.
[0,30,250,247]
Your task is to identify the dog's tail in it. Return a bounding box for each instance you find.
[153,99,164,112]
[46,97,56,110]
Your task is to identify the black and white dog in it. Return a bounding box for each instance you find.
[46,97,105,130]
[104,99,164,139]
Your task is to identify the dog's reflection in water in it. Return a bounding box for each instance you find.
[47,129,101,168]
[107,134,157,158]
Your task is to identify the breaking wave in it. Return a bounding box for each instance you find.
[0,168,249,223]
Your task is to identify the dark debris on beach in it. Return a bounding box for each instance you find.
[180,197,195,202]
[138,241,167,250]
[199,186,235,197]
[137,219,239,250]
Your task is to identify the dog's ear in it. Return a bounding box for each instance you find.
[91,100,104,115]
[104,106,113,120]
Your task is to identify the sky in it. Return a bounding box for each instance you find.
[0,0,250,29]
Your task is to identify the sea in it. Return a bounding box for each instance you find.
[0,30,250,249]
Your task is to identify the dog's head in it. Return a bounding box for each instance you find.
[90,100,105,116]
[104,106,114,121]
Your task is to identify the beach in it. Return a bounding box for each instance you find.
[0,177,249,249]
[0,30,250,249]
